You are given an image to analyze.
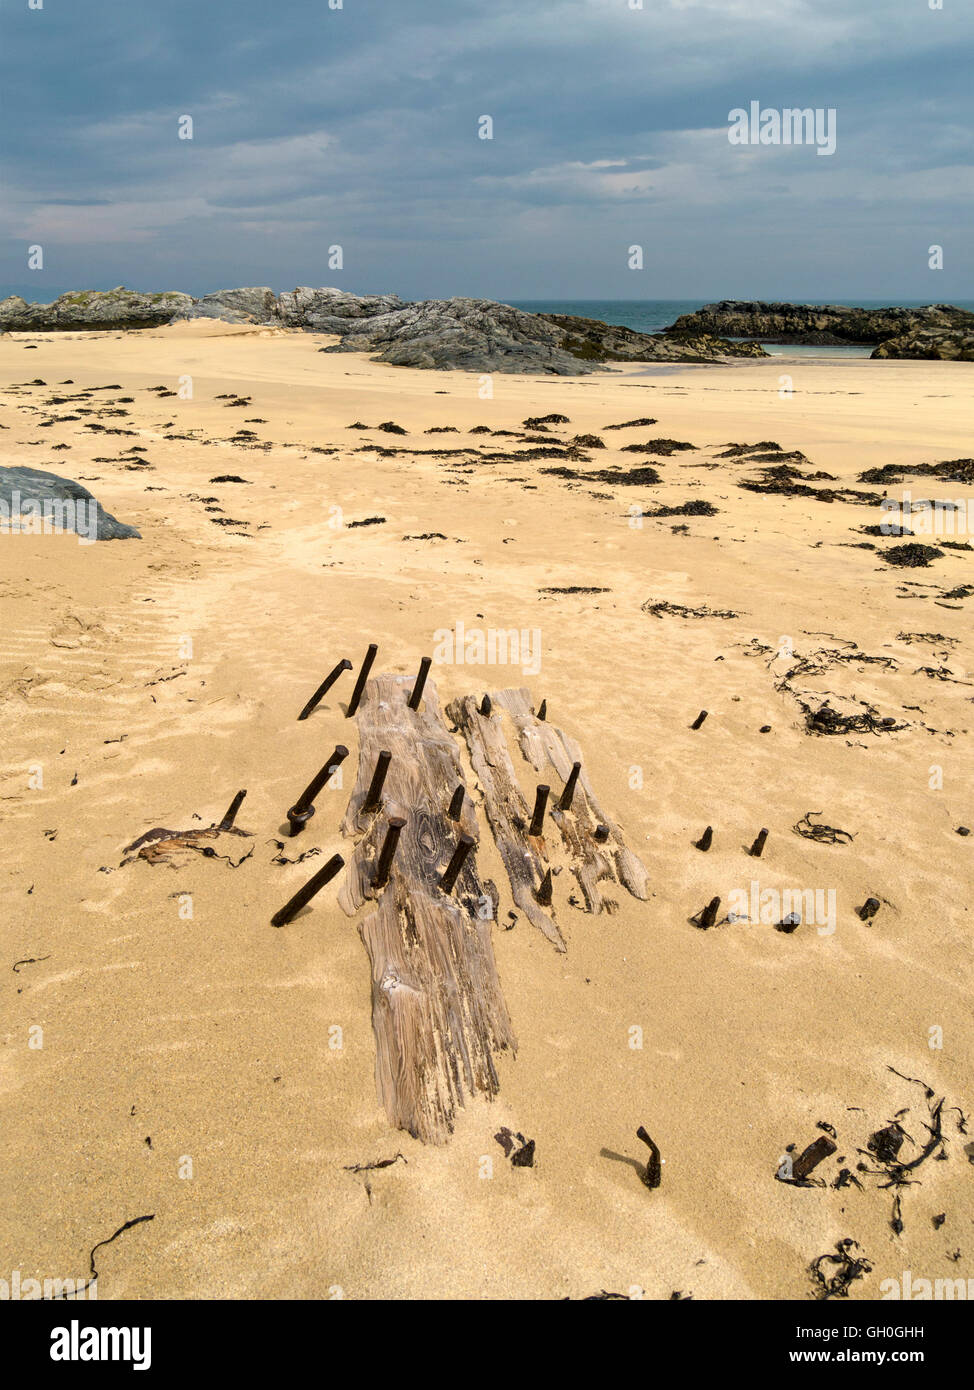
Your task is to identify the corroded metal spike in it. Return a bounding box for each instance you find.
[271,853,345,927]
[448,785,465,821]
[536,869,553,906]
[749,828,769,858]
[536,699,547,722]
[594,824,610,843]
[373,816,406,888]
[558,761,582,811]
[287,745,349,835]
[479,694,492,716]
[697,896,720,930]
[297,658,353,721]
[529,785,550,837]
[362,750,392,813]
[346,643,378,717]
[408,656,432,712]
[218,789,246,831]
[440,833,475,894]
[691,709,708,730]
[695,826,713,852]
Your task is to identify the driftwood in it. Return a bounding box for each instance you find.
[121,790,252,868]
[339,672,515,1144]
[448,687,649,943]
[446,691,566,950]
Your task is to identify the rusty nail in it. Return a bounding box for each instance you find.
[695,826,713,852]
[287,744,349,835]
[346,643,378,717]
[408,656,432,712]
[362,750,392,812]
[749,828,769,858]
[479,693,492,716]
[594,823,610,843]
[271,853,345,927]
[529,785,550,836]
[536,868,553,906]
[297,658,353,721]
[536,699,547,722]
[691,709,708,730]
[697,896,721,930]
[448,785,465,821]
[218,789,247,831]
[558,761,582,811]
[440,833,475,894]
[373,816,406,889]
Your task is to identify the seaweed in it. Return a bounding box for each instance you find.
[881,543,945,567]
[808,1239,872,1300]
[793,810,854,845]
[642,599,739,619]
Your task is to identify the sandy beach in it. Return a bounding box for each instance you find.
[1,320,971,1301]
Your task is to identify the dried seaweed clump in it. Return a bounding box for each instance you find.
[881,543,945,567]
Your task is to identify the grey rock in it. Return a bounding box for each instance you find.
[871,327,974,362]
[178,287,279,324]
[0,466,140,540]
[538,311,767,361]
[1,284,767,372]
[0,287,194,332]
[665,300,974,346]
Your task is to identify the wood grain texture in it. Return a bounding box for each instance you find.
[452,686,650,929]
[446,692,567,951]
[339,672,514,1144]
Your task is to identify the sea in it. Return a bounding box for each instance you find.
[509,299,974,359]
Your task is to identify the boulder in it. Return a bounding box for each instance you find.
[0,287,194,332]
[665,300,974,346]
[871,327,974,362]
[0,466,141,540]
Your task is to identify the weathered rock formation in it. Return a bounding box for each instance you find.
[1,286,766,373]
[665,300,974,349]
[0,466,141,540]
[871,326,974,362]
[0,287,193,332]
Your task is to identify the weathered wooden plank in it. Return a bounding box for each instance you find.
[360,880,514,1144]
[461,687,650,921]
[446,693,567,952]
[339,672,515,1144]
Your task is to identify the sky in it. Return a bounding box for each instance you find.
[1,0,971,303]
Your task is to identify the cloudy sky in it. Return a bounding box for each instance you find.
[2,0,971,302]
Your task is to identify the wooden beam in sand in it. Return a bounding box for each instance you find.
[446,692,567,952]
[338,671,515,1144]
[451,686,650,929]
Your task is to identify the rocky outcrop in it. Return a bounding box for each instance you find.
[871,327,974,362]
[665,300,974,347]
[314,297,766,372]
[0,466,141,540]
[1,285,765,373]
[318,297,606,373]
[538,311,767,362]
[0,287,193,332]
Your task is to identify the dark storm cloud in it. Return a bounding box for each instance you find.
[2,0,971,300]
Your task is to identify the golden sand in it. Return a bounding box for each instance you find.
[1,322,971,1299]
